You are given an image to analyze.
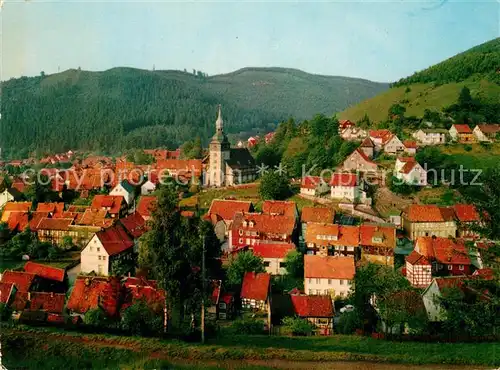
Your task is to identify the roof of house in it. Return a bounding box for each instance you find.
[403,140,417,149]
[29,211,50,231]
[304,255,355,279]
[251,243,295,259]
[78,208,112,227]
[24,261,66,282]
[7,211,29,232]
[121,278,165,313]
[2,201,32,214]
[453,204,480,222]
[232,212,296,236]
[11,291,29,311]
[406,250,431,265]
[66,276,121,316]
[475,124,500,134]
[207,199,253,222]
[136,196,157,219]
[415,237,471,265]
[360,137,374,148]
[290,294,334,318]
[452,124,472,134]
[329,173,358,187]
[90,195,124,215]
[400,160,420,174]
[359,224,396,249]
[226,148,256,170]
[119,212,147,239]
[262,200,297,218]
[369,129,394,144]
[404,205,453,222]
[1,270,36,292]
[95,224,134,256]
[36,217,74,231]
[156,159,202,174]
[305,223,359,247]
[301,207,335,224]
[301,176,326,189]
[349,148,377,166]
[30,292,66,314]
[434,276,464,291]
[0,282,15,303]
[116,179,135,193]
[36,202,64,215]
[240,272,271,301]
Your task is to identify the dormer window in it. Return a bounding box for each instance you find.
[249,221,254,228]
[243,220,248,227]
[372,236,383,244]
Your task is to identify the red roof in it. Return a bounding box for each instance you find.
[359,224,396,248]
[24,261,66,282]
[453,204,480,222]
[476,124,500,134]
[36,217,74,231]
[0,282,15,303]
[406,250,431,265]
[119,212,147,239]
[329,173,358,187]
[339,120,355,130]
[360,137,374,148]
[207,199,253,222]
[415,237,471,265]
[96,224,134,256]
[30,292,66,314]
[156,159,202,175]
[36,202,64,216]
[452,124,472,134]
[400,161,419,174]
[473,268,494,280]
[29,212,49,231]
[435,277,464,291]
[67,276,121,316]
[91,195,124,215]
[301,176,324,190]
[405,205,452,222]
[369,129,394,144]
[262,200,297,219]
[251,243,295,259]
[403,140,418,149]
[291,295,334,318]
[136,196,157,219]
[305,223,359,247]
[240,272,271,301]
[11,291,29,311]
[351,148,377,165]
[232,212,296,236]
[301,207,335,224]
[2,201,32,214]
[121,278,165,313]
[1,271,36,292]
[304,255,355,279]
[7,211,29,232]
[11,180,26,193]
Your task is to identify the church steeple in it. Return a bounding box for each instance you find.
[212,104,229,144]
[216,104,223,133]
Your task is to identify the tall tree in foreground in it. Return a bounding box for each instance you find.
[227,251,265,286]
[259,171,291,200]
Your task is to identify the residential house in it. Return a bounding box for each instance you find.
[300,176,330,197]
[422,277,464,322]
[36,218,101,246]
[240,272,271,311]
[300,207,335,235]
[121,277,165,314]
[1,270,37,293]
[359,223,397,266]
[206,199,254,241]
[90,195,127,218]
[414,236,471,276]
[66,276,122,318]
[140,173,159,195]
[136,196,157,221]
[394,157,427,186]
[5,211,29,233]
[156,159,203,179]
[0,282,16,306]
[36,202,65,217]
[110,180,135,205]
[342,148,378,172]
[230,212,296,250]
[403,140,417,155]
[24,261,67,293]
[405,250,432,288]
[412,129,448,145]
[208,280,235,320]
[369,130,405,154]
[1,201,32,223]
[304,223,359,257]
[262,200,298,222]
[452,204,481,239]
[247,136,258,148]
[119,212,148,240]
[251,243,296,275]
[402,205,457,240]
[291,294,334,335]
[81,224,134,276]
[0,188,23,209]
[339,119,355,133]
[472,124,500,142]
[340,127,367,141]
[330,173,369,203]
[359,137,374,158]
[264,132,275,144]
[449,124,475,143]
[388,210,402,228]
[304,255,355,298]
[77,208,114,228]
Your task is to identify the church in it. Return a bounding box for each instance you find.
[204,105,258,187]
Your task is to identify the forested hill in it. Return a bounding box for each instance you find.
[340,37,500,123]
[0,67,388,158]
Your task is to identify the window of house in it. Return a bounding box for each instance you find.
[102,256,106,261]
[98,256,101,260]
[340,280,344,285]
[459,265,464,270]
[97,248,100,252]
[239,238,243,244]
[239,229,243,236]
[263,261,270,267]
[308,278,313,284]
[90,247,93,252]
[308,290,313,295]
[219,303,226,309]
[448,265,453,270]
[316,278,321,284]
[279,262,287,268]
[328,279,332,285]
[324,289,329,295]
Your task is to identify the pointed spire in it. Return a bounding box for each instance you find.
[216,104,223,132]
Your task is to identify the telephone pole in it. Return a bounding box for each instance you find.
[201,234,206,344]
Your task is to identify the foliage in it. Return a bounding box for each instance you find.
[83,307,109,327]
[336,310,362,334]
[0,228,60,260]
[60,236,74,251]
[0,302,12,322]
[284,250,303,280]
[230,317,264,335]
[180,137,203,159]
[125,149,154,164]
[0,67,387,158]
[259,171,291,200]
[121,300,163,336]
[388,176,418,195]
[111,251,137,276]
[226,251,265,287]
[281,316,315,336]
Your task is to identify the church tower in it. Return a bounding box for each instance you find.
[209,105,230,186]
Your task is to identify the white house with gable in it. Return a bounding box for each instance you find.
[110,180,135,205]
[394,158,427,186]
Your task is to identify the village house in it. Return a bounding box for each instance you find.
[394,157,428,186]
[0,282,16,306]
[1,270,37,293]
[330,173,369,203]
[341,148,378,172]
[5,211,29,233]
[136,196,157,221]
[229,212,296,250]
[403,140,418,155]
[405,250,433,288]
[339,119,355,133]
[0,188,23,209]
[251,243,296,275]
[422,277,464,322]
[121,277,165,315]
[340,127,368,141]
[36,202,65,217]
[472,124,500,142]
[90,195,127,218]
[300,176,330,197]
[402,205,457,240]
[208,280,236,320]
[110,180,135,205]
[359,223,397,266]
[240,272,271,312]
[449,124,475,143]
[305,223,359,257]
[264,132,275,144]
[81,224,134,276]
[36,217,101,246]
[205,199,254,241]
[140,172,159,195]
[304,255,355,298]
[262,200,299,221]
[119,211,148,241]
[156,159,203,180]
[452,204,481,239]
[76,208,114,228]
[1,201,32,223]
[413,236,472,276]
[300,207,335,235]
[290,294,334,335]
[369,130,405,154]
[412,129,448,145]
[359,137,375,158]
[24,261,68,293]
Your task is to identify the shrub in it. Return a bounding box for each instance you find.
[336,310,362,334]
[463,144,472,152]
[0,302,12,322]
[83,307,108,327]
[121,300,163,336]
[282,316,314,336]
[230,318,264,335]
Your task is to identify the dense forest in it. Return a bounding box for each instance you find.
[0,67,387,159]
[393,37,500,86]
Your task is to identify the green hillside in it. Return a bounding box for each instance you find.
[340,37,500,123]
[0,67,387,158]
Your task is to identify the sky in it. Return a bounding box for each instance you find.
[1,0,499,82]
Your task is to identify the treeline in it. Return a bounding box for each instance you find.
[393,37,500,86]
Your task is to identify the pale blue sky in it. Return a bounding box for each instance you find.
[1,0,499,82]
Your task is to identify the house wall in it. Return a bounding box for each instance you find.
[435,263,470,276]
[413,131,447,145]
[384,137,405,154]
[343,152,377,172]
[458,133,475,143]
[304,277,352,298]
[229,228,292,250]
[422,281,446,322]
[331,185,358,201]
[402,218,457,240]
[0,191,14,209]
[263,257,287,275]
[396,166,427,186]
[110,185,133,205]
[140,181,156,195]
[300,187,316,196]
[406,261,432,288]
[81,235,110,276]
